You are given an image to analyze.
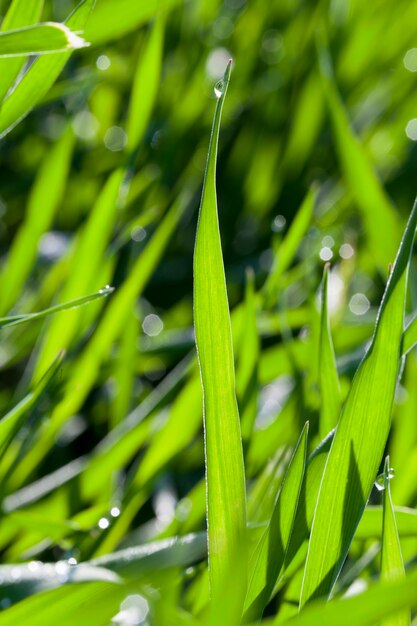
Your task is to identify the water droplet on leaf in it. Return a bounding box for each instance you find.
[214,80,224,98]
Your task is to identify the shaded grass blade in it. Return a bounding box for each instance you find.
[193,61,247,603]
[244,423,308,621]
[300,198,417,606]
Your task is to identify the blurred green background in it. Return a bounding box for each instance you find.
[1,0,417,619]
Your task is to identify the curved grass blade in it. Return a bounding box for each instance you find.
[244,423,308,621]
[0,0,44,102]
[380,456,409,626]
[300,198,417,607]
[193,61,247,604]
[318,264,341,439]
[0,286,113,330]
[0,22,88,57]
[0,0,95,138]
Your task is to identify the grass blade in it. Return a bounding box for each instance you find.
[0,22,88,57]
[0,287,113,330]
[0,0,44,102]
[300,198,417,606]
[0,351,64,457]
[244,423,308,621]
[0,127,75,315]
[380,456,409,626]
[0,0,95,138]
[193,61,247,604]
[318,264,341,439]
[127,14,165,150]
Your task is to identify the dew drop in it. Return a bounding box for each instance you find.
[214,80,224,98]
[99,285,114,295]
[375,468,395,491]
[98,517,110,530]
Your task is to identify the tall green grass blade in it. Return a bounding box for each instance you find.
[317,37,401,271]
[0,0,95,138]
[193,62,247,603]
[244,423,308,621]
[0,22,88,57]
[300,199,417,606]
[0,127,75,315]
[318,264,341,438]
[0,287,113,330]
[0,0,44,102]
[380,456,409,626]
[127,14,165,150]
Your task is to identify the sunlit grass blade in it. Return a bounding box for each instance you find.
[0,286,113,329]
[300,198,417,606]
[380,456,409,626]
[193,61,247,605]
[0,127,74,315]
[0,22,88,57]
[244,423,308,621]
[0,0,44,102]
[0,351,64,457]
[0,0,94,138]
[262,185,316,306]
[127,14,165,150]
[316,35,401,271]
[318,264,341,439]
[236,268,259,445]
[274,570,417,626]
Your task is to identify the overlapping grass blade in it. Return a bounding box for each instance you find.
[193,61,247,604]
[0,127,75,315]
[0,287,113,330]
[0,0,44,102]
[127,14,165,150]
[300,198,417,606]
[380,456,409,626]
[318,264,341,438]
[0,0,95,138]
[244,423,308,621]
[0,22,88,57]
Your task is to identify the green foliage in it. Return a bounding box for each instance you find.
[1,0,417,624]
